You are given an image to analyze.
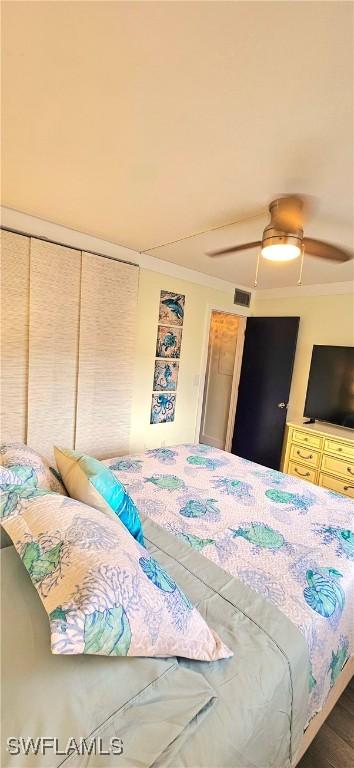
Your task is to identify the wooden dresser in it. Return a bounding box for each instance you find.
[282,421,354,499]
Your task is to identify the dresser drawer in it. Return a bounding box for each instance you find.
[291,428,323,450]
[324,438,354,462]
[320,453,354,480]
[319,472,354,499]
[288,461,318,483]
[289,443,321,469]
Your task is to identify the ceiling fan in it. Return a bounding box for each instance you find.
[208,196,353,263]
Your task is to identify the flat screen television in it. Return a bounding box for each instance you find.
[304,345,354,429]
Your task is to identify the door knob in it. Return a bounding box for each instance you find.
[277,402,287,409]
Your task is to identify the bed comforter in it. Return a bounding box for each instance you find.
[104,443,354,723]
[2,517,308,768]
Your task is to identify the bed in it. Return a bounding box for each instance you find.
[1,443,353,767]
[102,446,354,732]
[2,516,310,768]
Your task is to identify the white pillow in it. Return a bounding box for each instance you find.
[1,489,232,661]
[0,443,66,494]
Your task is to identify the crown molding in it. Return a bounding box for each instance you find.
[0,206,242,296]
[2,207,352,300]
[137,250,244,294]
[0,206,140,263]
[255,281,354,300]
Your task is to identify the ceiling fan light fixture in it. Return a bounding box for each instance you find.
[261,233,302,262]
[261,243,301,262]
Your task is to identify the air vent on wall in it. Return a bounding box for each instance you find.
[234,288,251,307]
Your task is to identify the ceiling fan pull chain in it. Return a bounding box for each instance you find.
[297,242,305,285]
[254,250,261,287]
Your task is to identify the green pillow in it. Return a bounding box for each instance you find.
[54,447,144,545]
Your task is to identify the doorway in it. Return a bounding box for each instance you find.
[199,311,245,450]
[231,316,299,469]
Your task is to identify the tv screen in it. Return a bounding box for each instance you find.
[304,345,354,428]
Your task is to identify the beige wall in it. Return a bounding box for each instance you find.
[253,291,354,422]
[4,210,353,456]
[131,277,354,453]
[130,269,242,451]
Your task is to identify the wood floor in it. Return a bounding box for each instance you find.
[298,677,354,768]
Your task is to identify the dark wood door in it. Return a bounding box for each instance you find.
[232,317,299,469]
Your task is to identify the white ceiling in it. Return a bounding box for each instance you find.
[2,1,353,289]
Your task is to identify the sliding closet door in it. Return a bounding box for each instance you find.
[75,252,138,457]
[27,239,81,461]
[0,231,30,442]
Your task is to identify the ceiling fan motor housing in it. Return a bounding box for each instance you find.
[263,196,304,249]
[261,226,303,251]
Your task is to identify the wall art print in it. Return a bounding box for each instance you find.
[156,325,182,359]
[150,290,186,424]
[150,393,176,424]
[158,291,185,326]
[153,360,179,391]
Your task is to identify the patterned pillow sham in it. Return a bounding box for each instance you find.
[0,443,66,495]
[0,490,232,661]
[0,465,53,518]
[0,465,33,486]
[54,447,144,544]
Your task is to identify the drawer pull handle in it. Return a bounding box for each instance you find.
[295,467,310,478]
[296,450,313,460]
[347,467,354,476]
[337,447,343,452]
[344,485,354,491]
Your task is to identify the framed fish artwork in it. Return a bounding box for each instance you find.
[150,393,176,424]
[156,325,182,359]
[158,291,185,326]
[153,360,179,391]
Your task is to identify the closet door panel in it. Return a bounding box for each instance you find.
[27,239,81,462]
[75,253,138,457]
[0,231,30,443]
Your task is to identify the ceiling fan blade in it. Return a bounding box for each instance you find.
[208,241,261,257]
[270,195,306,233]
[303,238,353,262]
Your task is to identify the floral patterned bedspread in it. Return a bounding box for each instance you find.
[103,444,354,721]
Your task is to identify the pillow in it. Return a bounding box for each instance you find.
[0,443,66,495]
[0,465,34,487]
[55,447,144,545]
[0,490,232,661]
[0,464,55,519]
[0,472,15,548]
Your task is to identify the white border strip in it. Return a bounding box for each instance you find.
[0,206,241,296]
[0,206,138,263]
[256,281,354,299]
[2,207,352,299]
